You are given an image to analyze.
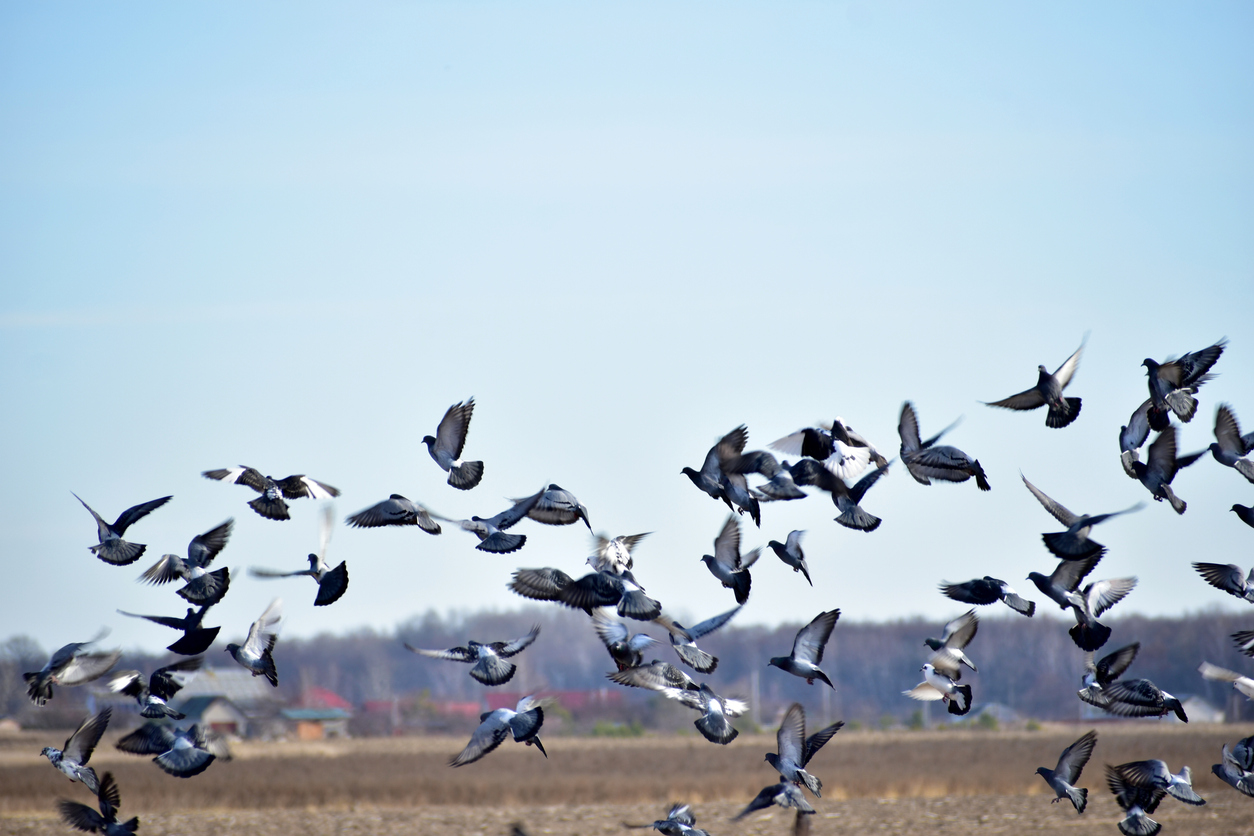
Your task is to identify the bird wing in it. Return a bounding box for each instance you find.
[1054,729,1097,784]
[275,475,340,500]
[610,662,693,692]
[940,579,997,605]
[509,568,574,601]
[111,495,174,535]
[776,702,806,767]
[985,386,1046,411]
[243,598,283,654]
[902,682,944,701]
[1095,643,1140,684]
[116,722,177,755]
[450,712,510,767]
[1145,427,1179,479]
[404,644,475,662]
[1200,661,1244,683]
[187,519,233,568]
[791,610,839,665]
[897,402,922,452]
[1052,339,1086,388]
[1193,562,1246,596]
[63,707,112,765]
[249,567,312,579]
[711,514,742,570]
[847,462,890,504]
[106,671,145,699]
[559,572,624,612]
[57,651,122,687]
[499,625,541,657]
[591,609,629,646]
[1216,404,1246,454]
[434,398,475,459]
[802,720,844,766]
[139,553,188,585]
[940,609,979,649]
[150,656,202,700]
[57,800,108,833]
[686,605,743,640]
[1049,552,1102,592]
[1021,474,1079,526]
[714,425,749,465]
[1084,577,1137,618]
[1175,339,1227,387]
[116,609,187,629]
[203,466,268,492]
[487,487,547,529]
[769,429,809,457]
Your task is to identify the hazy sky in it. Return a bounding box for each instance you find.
[2,3,1252,657]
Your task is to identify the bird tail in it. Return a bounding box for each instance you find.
[618,590,662,621]
[168,626,220,656]
[314,562,350,607]
[1119,812,1162,836]
[1046,397,1082,429]
[1004,593,1035,617]
[1068,620,1112,652]
[1165,390,1198,422]
[1167,697,1188,723]
[120,818,140,834]
[1041,531,1103,560]
[90,539,146,566]
[1120,450,1139,479]
[1160,485,1186,515]
[673,644,718,674]
[141,704,184,720]
[178,568,230,607]
[260,645,279,688]
[1067,785,1088,814]
[1236,459,1254,483]
[448,460,484,491]
[947,684,973,716]
[248,494,290,521]
[23,673,52,706]
[972,461,991,491]
[798,769,822,798]
[477,532,527,554]
[470,657,517,687]
[694,713,739,744]
[835,504,881,532]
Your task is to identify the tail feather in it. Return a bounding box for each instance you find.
[617,590,662,621]
[1042,531,1103,560]
[1160,485,1186,515]
[972,461,991,491]
[947,684,973,715]
[835,504,881,532]
[673,644,717,674]
[470,656,517,687]
[1068,786,1088,814]
[24,673,52,705]
[178,568,230,606]
[168,626,219,656]
[730,572,751,606]
[1119,812,1161,836]
[798,768,822,798]
[91,539,146,566]
[448,461,484,490]
[121,817,140,834]
[248,495,290,521]
[1004,593,1035,617]
[1069,620,1112,652]
[477,533,526,554]
[1166,390,1198,422]
[1046,397,1082,429]
[694,713,738,745]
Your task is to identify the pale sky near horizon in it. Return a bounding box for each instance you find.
[2,3,1252,657]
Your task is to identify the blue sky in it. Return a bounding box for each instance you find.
[2,2,1252,655]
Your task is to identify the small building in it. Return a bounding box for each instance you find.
[281,707,351,740]
[176,696,250,737]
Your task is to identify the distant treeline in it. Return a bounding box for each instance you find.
[3,607,1251,729]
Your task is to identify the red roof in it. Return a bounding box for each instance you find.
[296,686,352,711]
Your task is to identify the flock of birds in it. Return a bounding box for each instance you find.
[21,337,1254,835]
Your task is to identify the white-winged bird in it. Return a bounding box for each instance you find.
[202,465,339,521]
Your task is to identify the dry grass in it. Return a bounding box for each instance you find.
[3,723,1253,834]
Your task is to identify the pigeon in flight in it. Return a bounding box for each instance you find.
[138,519,233,607]
[1035,729,1097,813]
[1235,504,1254,529]
[1212,738,1254,798]
[903,662,973,715]
[41,707,112,795]
[656,683,747,745]
[1029,552,1134,650]
[107,657,202,719]
[56,771,138,836]
[73,493,172,566]
[622,803,709,836]
[404,625,540,686]
[249,507,348,606]
[898,402,990,491]
[588,532,651,574]
[225,598,281,687]
[1088,677,1187,722]
[591,609,657,671]
[423,398,485,490]
[923,609,979,680]
[517,484,591,529]
[1208,403,1254,482]
[733,782,815,820]
[1119,399,1154,478]
[1199,661,1254,701]
[607,659,699,693]
[749,458,811,502]
[1105,763,1167,836]
[940,576,1035,616]
[346,495,441,534]
[510,567,662,621]
[1129,427,1205,514]
[1078,642,1140,708]
[1143,338,1226,424]
[434,487,547,554]
[202,466,339,521]
[984,338,1085,428]
[681,425,747,511]
[768,531,811,585]
[653,605,742,673]
[25,630,121,706]
[700,515,761,605]
[116,722,230,778]
[1112,760,1206,806]
[789,458,890,532]
[768,610,839,688]
[1020,473,1143,560]
[770,417,887,481]
[117,606,219,656]
[450,695,546,767]
[765,702,843,798]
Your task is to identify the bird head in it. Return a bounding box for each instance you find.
[923,638,943,651]
[767,656,788,670]
[421,435,436,448]
[225,644,239,655]
[39,747,55,759]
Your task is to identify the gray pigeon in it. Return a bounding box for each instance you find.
[1078,642,1140,707]
[764,702,843,798]
[1112,760,1205,806]
[107,656,202,719]
[768,610,839,688]
[733,782,814,820]
[923,609,979,680]
[1130,427,1205,514]
[1036,729,1097,813]
[591,609,658,671]
[1143,338,1226,423]
[681,425,747,511]
[73,493,172,566]
[450,695,546,767]
[345,494,441,533]
[655,683,747,745]
[518,484,591,529]
[202,466,339,520]
[1028,551,1104,612]
[1020,473,1143,559]
[898,402,990,491]
[422,398,484,490]
[117,606,219,656]
[1067,576,1138,652]
[510,567,661,621]
[984,338,1085,428]
[41,707,112,794]
[115,721,230,778]
[622,803,709,836]
[750,458,811,502]
[1212,738,1254,797]
[225,598,281,687]
[789,458,890,532]
[56,771,138,836]
[24,631,121,706]
[770,417,887,480]
[1090,678,1187,722]
[249,506,348,606]
[1235,504,1254,529]
[434,487,547,553]
[767,531,811,585]
[940,576,1035,616]
[699,515,761,605]
[404,625,540,686]
[138,519,233,606]
[1120,399,1154,478]
[589,532,651,574]
[653,605,742,674]
[608,659,699,692]
[1209,404,1254,482]
[1106,763,1167,836]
